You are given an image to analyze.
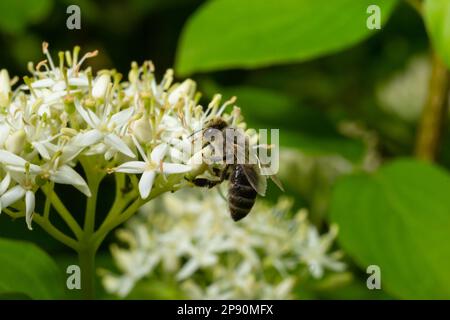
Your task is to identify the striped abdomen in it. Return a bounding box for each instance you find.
[228,165,257,221]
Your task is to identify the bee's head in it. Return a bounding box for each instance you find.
[205,117,228,131]
[201,117,228,143]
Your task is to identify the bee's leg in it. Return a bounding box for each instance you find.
[217,184,227,201]
[211,166,230,198]
[219,165,231,181]
[189,165,230,189]
[190,178,221,188]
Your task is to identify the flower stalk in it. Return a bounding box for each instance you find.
[78,245,96,299]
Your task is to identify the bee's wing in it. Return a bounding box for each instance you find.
[242,164,267,197]
[270,175,285,192]
[259,166,284,191]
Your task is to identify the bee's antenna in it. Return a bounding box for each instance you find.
[188,128,203,139]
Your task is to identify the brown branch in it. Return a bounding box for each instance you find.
[415,53,450,161]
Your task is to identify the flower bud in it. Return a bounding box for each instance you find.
[64,95,76,114]
[35,175,48,187]
[168,79,195,105]
[0,69,11,107]
[5,129,26,155]
[128,64,139,84]
[61,127,78,137]
[131,114,152,144]
[83,96,96,108]
[92,73,111,99]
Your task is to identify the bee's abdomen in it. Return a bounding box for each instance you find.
[228,167,257,221]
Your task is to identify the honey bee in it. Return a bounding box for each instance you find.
[190,117,283,221]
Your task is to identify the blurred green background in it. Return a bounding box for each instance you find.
[1,0,450,300]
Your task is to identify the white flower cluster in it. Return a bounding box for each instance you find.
[101,190,345,299]
[0,43,244,230]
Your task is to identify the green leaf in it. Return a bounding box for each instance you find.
[0,0,53,34]
[424,0,450,68]
[280,130,364,162]
[330,159,450,299]
[218,86,296,126]
[0,238,64,299]
[176,0,398,75]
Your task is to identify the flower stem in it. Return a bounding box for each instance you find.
[93,197,144,250]
[3,208,79,250]
[43,182,54,219]
[84,177,100,235]
[81,158,104,235]
[415,52,450,161]
[78,244,96,300]
[33,214,79,250]
[75,158,105,299]
[92,178,181,250]
[41,187,83,239]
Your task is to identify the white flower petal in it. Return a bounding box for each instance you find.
[52,81,66,91]
[51,165,92,197]
[92,74,110,99]
[131,115,152,143]
[0,185,25,208]
[168,80,194,105]
[74,100,97,128]
[31,78,54,88]
[161,163,191,174]
[111,108,134,128]
[307,229,320,247]
[3,165,24,173]
[72,129,103,147]
[87,108,101,127]
[68,77,89,87]
[115,161,146,174]
[60,144,84,163]
[176,259,199,280]
[32,142,51,160]
[309,262,323,278]
[0,154,41,174]
[139,170,156,199]
[0,124,10,146]
[150,144,167,163]
[131,135,148,161]
[0,173,11,195]
[0,150,27,167]
[0,69,10,96]
[4,164,41,174]
[43,90,66,104]
[105,133,135,158]
[25,191,35,230]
